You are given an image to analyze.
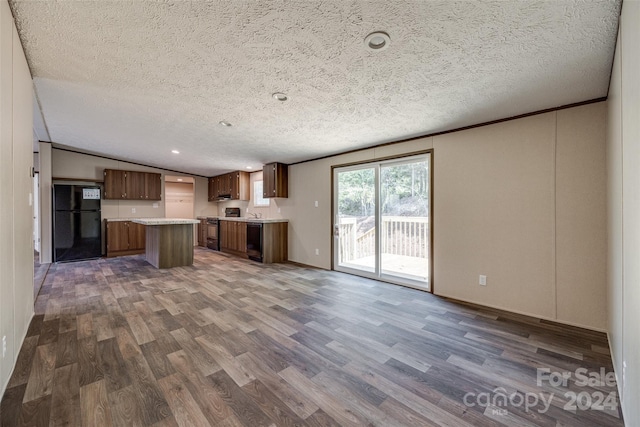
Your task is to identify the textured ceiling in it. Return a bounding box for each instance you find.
[11,0,621,177]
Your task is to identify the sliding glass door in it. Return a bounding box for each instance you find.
[333,154,431,291]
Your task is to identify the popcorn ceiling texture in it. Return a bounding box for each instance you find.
[10,0,621,176]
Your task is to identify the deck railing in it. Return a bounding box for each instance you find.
[338,216,429,262]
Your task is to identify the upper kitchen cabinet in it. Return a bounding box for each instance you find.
[208,171,249,201]
[231,171,250,200]
[144,173,162,200]
[104,169,126,199]
[208,176,218,201]
[263,162,288,198]
[125,171,146,200]
[104,169,162,200]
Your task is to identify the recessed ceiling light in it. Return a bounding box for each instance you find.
[219,121,232,127]
[272,92,288,101]
[365,31,390,51]
[177,178,183,182]
[246,166,253,170]
[171,150,180,154]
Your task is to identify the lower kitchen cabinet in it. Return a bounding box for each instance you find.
[220,220,247,255]
[261,222,288,263]
[198,218,207,247]
[105,220,146,257]
[219,220,287,263]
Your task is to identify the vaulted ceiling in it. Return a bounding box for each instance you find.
[10,0,621,176]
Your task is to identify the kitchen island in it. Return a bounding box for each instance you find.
[131,218,200,268]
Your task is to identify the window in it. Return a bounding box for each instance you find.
[254,180,270,206]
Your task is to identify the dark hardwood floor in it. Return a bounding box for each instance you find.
[1,248,623,426]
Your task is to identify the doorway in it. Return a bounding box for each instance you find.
[333,153,432,291]
[164,176,195,218]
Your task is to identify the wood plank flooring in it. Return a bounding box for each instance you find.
[1,248,624,426]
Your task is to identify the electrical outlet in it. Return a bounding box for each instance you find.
[315,248,319,255]
[2,336,6,358]
[314,201,318,207]
[246,207,249,212]
[131,208,136,214]
[479,275,487,286]
[278,208,281,213]
[153,203,158,208]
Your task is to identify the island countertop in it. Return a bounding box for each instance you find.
[131,218,200,225]
[196,216,288,224]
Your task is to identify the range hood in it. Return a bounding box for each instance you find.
[216,193,232,200]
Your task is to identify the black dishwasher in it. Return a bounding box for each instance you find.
[246,223,263,262]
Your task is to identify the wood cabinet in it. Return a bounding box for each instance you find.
[104,169,162,200]
[145,173,162,200]
[208,171,250,201]
[263,162,288,198]
[262,222,288,263]
[105,220,146,257]
[208,177,217,201]
[198,219,207,247]
[219,220,247,255]
[104,169,127,199]
[125,171,146,200]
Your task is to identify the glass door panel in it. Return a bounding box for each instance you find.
[335,167,376,274]
[380,158,430,287]
[333,154,431,291]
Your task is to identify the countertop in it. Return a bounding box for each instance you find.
[130,218,200,225]
[196,216,288,224]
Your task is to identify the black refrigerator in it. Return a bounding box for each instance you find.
[53,184,102,262]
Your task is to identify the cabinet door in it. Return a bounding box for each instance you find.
[230,173,239,199]
[104,169,126,199]
[145,173,162,200]
[263,164,275,198]
[219,221,228,249]
[128,222,146,250]
[126,171,146,200]
[106,221,129,252]
[208,178,214,201]
[263,163,288,198]
[219,173,229,196]
[198,220,207,246]
[237,171,250,200]
[236,222,247,253]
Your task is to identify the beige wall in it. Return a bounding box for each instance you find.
[0,0,34,396]
[556,106,607,328]
[38,142,52,263]
[607,1,640,424]
[433,113,557,320]
[288,104,607,331]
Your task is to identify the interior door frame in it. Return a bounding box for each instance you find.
[331,149,434,293]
